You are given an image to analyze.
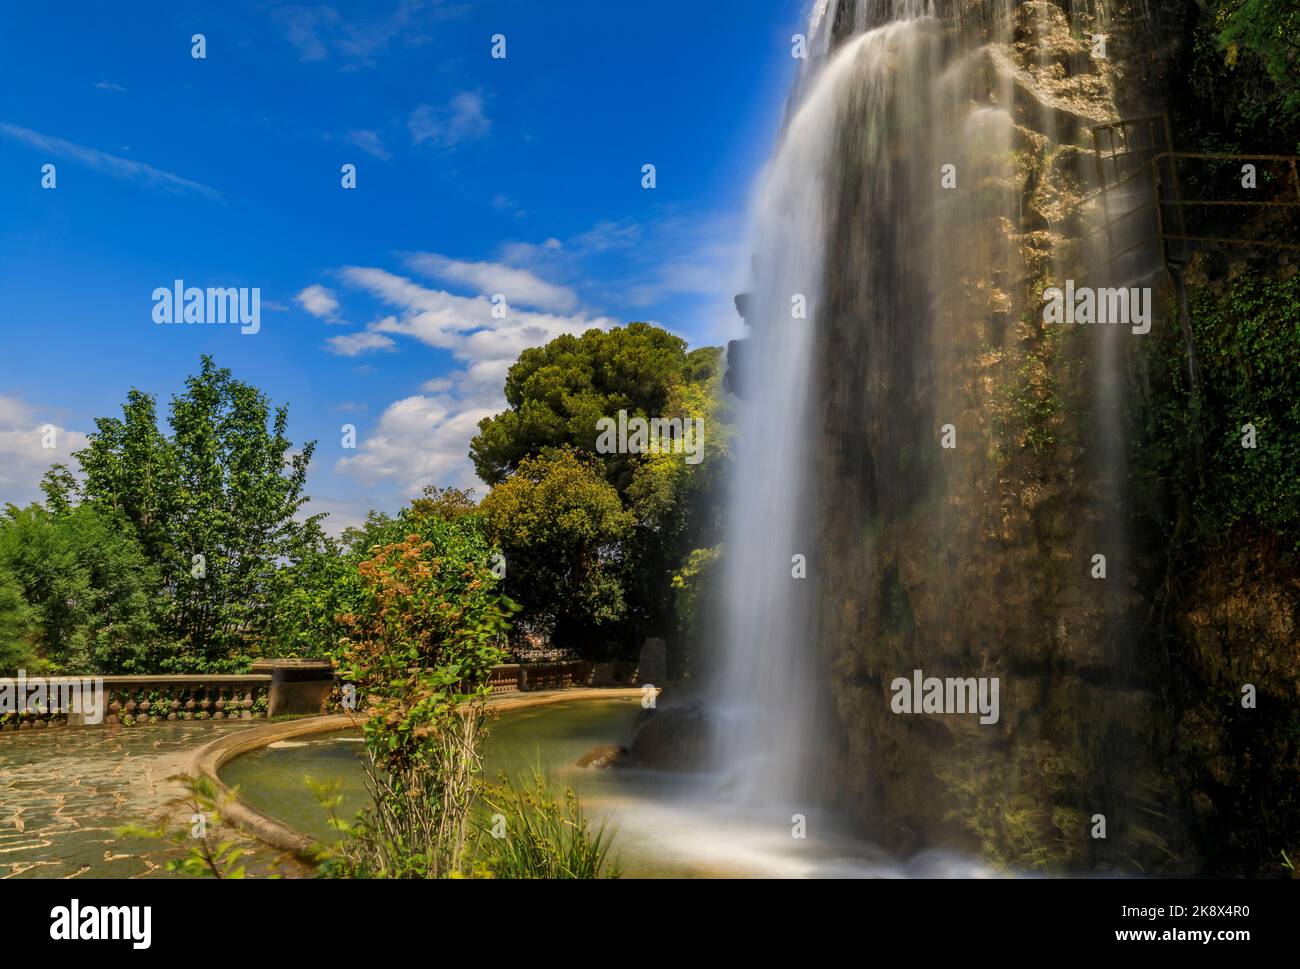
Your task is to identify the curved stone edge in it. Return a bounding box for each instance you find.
[182,687,653,866]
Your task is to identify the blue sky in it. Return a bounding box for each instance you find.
[0,0,799,531]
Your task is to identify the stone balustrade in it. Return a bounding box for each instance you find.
[1,658,645,729]
[487,663,522,694]
[103,676,271,726]
[518,661,594,691]
[0,674,272,730]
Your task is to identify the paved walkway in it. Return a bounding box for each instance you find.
[0,721,300,879]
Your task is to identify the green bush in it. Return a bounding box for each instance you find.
[320,529,514,878]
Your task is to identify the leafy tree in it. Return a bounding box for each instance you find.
[0,503,162,673]
[0,564,40,674]
[1182,1,1300,154]
[480,447,633,647]
[266,490,501,663]
[470,324,729,658]
[408,485,479,521]
[1214,0,1300,118]
[670,546,721,642]
[470,323,696,489]
[50,356,321,670]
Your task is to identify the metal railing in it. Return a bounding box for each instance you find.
[1090,114,1300,269]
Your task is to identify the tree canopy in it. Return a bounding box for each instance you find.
[471,324,729,658]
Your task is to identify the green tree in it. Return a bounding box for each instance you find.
[50,356,321,670]
[0,565,40,674]
[0,503,162,674]
[1214,0,1300,117]
[470,323,698,489]
[266,488,500,662]
[480,447,633,647]
[470,325,729,658]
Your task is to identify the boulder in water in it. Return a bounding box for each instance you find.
[575,744,629,769]
[627,701,718,772]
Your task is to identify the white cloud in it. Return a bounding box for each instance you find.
[335,393,496,492]
[296,283,342,320]
[345,129,391,160]
[325,262,613,489]
[491,193,527,218]
[325,330,398,356]
[0,123,223,202]
[0,397,88,507]
[318,208,737,492]
[402,252,579,313]
[408,92,490,149]
[95,81,126,92]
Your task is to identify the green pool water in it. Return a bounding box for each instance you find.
[219,697,646,846]
[219,697,990,878]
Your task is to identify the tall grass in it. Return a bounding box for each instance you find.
[471,765,622,879]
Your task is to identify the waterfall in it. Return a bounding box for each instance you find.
[713,0,1147,866]
[716,3,949,812]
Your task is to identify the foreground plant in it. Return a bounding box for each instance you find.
[321,529,513,878]
[472,765,621,879]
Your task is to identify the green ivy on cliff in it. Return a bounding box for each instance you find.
[1141,266,1300,552]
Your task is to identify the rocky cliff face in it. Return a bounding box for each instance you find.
[809,0,1188,871]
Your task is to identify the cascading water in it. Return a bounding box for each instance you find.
[712,0,1162,871]
[712,17,922,811]
[718,0,994,817]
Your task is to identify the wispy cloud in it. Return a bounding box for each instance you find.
[95,81,127,92]
[309,205,736,491]
[402,252,579,313]
[269,1,463,67]
[492,193,527,218]
[345,129,392,160]
[497,212,744,313]
[0,123,223,202]
[408,92,490,149]
[314,261,612,489]
[325,329,398,356]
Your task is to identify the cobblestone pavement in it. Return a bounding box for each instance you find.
[0,722,302,879]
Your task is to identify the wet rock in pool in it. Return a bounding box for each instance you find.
[575,744,629,769]
[627,701,718,772]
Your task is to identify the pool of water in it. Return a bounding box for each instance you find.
[220,697,996,878]
[220,697,646,846]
